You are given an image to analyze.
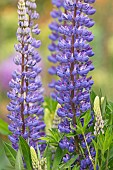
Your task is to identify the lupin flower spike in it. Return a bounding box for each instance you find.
[49,0,96,142]
[7,0,45,151]
[94,96,104,135]
[49,0,96,169]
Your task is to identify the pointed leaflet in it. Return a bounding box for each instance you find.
[19,137,32,170]
[59,155,78,169]
[15,149,24,170]
[44,144,52,170]
[3,142,17,167]
[52,146,64,170]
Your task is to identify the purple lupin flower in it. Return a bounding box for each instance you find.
[48,0,64,98]
[7,0,45,151]
[49,0,96,168]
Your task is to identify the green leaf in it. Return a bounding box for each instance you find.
[103,128,113,153]
[72,165,80,170]
[52,147,64,170]
[0,119,11,135]
[44,97,58,113]
[44,145,52,170]
[90,90,97,106]
[37,144,41,160]
[101,96,107,115]
[59,155,78,169]
[19,137,32,170]
[2,166,15,170]
[3,142,17,167]
[15,149,24,170]
[83,110,91,129]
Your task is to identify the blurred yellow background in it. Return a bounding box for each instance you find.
[0,0,113,121]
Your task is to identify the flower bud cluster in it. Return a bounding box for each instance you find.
[94,96,104,135]
[30,146,47,170]
[7,0,45,151]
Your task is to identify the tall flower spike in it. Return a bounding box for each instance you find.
[49,0,96,168]
[7,0,45,151]
[94,96,104,135]
[49,0,95,137]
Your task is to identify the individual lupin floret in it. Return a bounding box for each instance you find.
[7,0,45,151]
[94,96,104,135]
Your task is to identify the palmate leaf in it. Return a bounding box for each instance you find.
[3,142,17,167]
[19,137,32,170]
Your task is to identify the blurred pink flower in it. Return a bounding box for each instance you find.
[0,55,18,91]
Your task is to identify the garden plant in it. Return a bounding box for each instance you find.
[1,0,113,170]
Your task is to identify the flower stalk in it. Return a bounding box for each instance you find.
[7,0,45,151]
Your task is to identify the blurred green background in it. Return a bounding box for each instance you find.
[0,0,113,168]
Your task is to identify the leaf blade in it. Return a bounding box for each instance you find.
[3,142,17,167]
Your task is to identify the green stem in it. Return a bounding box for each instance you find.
[105,149,109,170]
[94,148,98,170]
[83,133,95,168]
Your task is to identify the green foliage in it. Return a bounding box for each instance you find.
[44,97,58,134]
[0,119,11,135]
[15,150,24,170]
[19,137,32,170]
[75,110,91,134]
[44,97,58,113]
[41,128,64,147]
[59,155,78,169]
[43,145,52,170]
[3,142,17,167]
[52,147,64,170]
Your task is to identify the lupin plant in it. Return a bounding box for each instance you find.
[48,0,96,169]
[7,0,45,151]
